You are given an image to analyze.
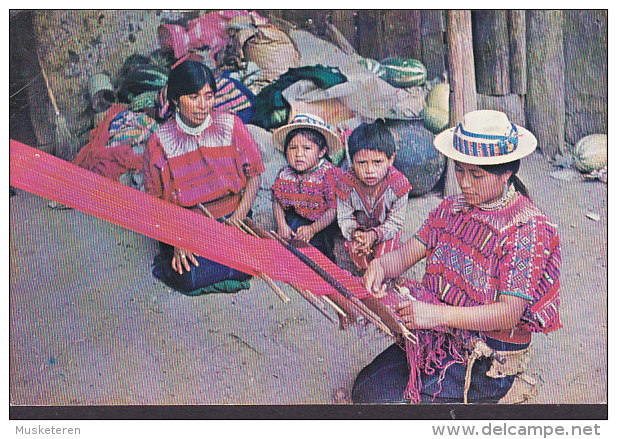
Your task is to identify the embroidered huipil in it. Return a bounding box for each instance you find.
[271,159,341,222]
[414,194,562,335]
[398,193,561,403]
[143,111,264,217]
[336,166,412,243]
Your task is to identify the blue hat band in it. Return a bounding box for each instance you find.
[453,123,519,158]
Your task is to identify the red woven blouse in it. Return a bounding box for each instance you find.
[143,111,264,216]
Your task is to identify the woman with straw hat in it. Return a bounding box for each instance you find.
[352,110,562,404]
[271,113,343,262]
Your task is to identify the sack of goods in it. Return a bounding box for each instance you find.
[243,25,301,83]
[387,119,446,197]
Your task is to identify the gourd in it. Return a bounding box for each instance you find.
[380,58,427,88]
[421,82,450,134]
[573,134,607,173]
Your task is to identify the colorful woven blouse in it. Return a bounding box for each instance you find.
[336,166,412,243]
[271,159,341,222]
[414,193,562,334]
[143,111,264,211]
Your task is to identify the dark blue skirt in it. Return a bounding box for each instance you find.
[284,209,338,262]
[352,336,527,404]
[152,213,251,294]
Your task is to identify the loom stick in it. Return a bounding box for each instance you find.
[241,218,358,324]
[268,230,394,338]
[196,203,290,303]
[239,218,345,323]
[289,282,336,323]
[321,296,348,319]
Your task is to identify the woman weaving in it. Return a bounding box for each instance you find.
[353,110,562,404]
[144,59,264,295]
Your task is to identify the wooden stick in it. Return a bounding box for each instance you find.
[289,282,336,323]
[260,273,291,304]
[268,230,394,338]
[241,219,359,325]
[37,53,60,116]
[321,295,348,319]
[195,203,290,303]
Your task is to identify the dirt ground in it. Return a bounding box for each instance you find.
[8,151,607,406]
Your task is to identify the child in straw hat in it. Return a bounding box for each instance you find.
[271,114,343,262]
[351,110,561,404]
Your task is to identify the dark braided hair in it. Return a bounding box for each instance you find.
[479,160,530,200]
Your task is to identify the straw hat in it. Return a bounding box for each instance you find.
[434,110,537,165]
[272,113,343,157]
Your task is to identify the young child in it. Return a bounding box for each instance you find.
[271,114,343,262]
[337,121,412,272]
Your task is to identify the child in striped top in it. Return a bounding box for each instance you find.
[337,121,412,272]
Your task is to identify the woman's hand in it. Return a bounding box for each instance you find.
[295,224,315,243]
[362,259,387,296]
[396,300,446,330]
[171,247,199,275]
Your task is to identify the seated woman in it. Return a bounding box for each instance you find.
[353,110,562,404]
[143,59,264,295]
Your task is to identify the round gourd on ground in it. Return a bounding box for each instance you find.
[380,58,427,88]
[573,134,607,173]
[387,120,446,196]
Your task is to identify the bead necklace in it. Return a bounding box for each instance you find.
[176,111,212,136]
[476,184,518,211]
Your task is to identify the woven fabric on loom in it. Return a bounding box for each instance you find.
[415,194,562,333]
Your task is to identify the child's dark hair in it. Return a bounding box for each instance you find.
[348,121,396,161]
[284,128,330,161]
[166,60,217,112]
[480,160,530,200]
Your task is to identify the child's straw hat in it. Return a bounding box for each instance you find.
[273,113,343,157]
[433,110,537,165]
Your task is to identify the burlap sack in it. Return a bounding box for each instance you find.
[243,24,301,83]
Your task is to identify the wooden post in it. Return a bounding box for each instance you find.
[355,10,384,60]
[526,10,566,159]
[562,10,607,147]
[444,10,477,196]
[408,10,423,60]
[508,10,527,96]
[472,10,510,95]
[330,10,356,47]
[420,10,446,79]
[382,10,421,59]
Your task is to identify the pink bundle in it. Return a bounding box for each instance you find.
[157,10,268,62]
